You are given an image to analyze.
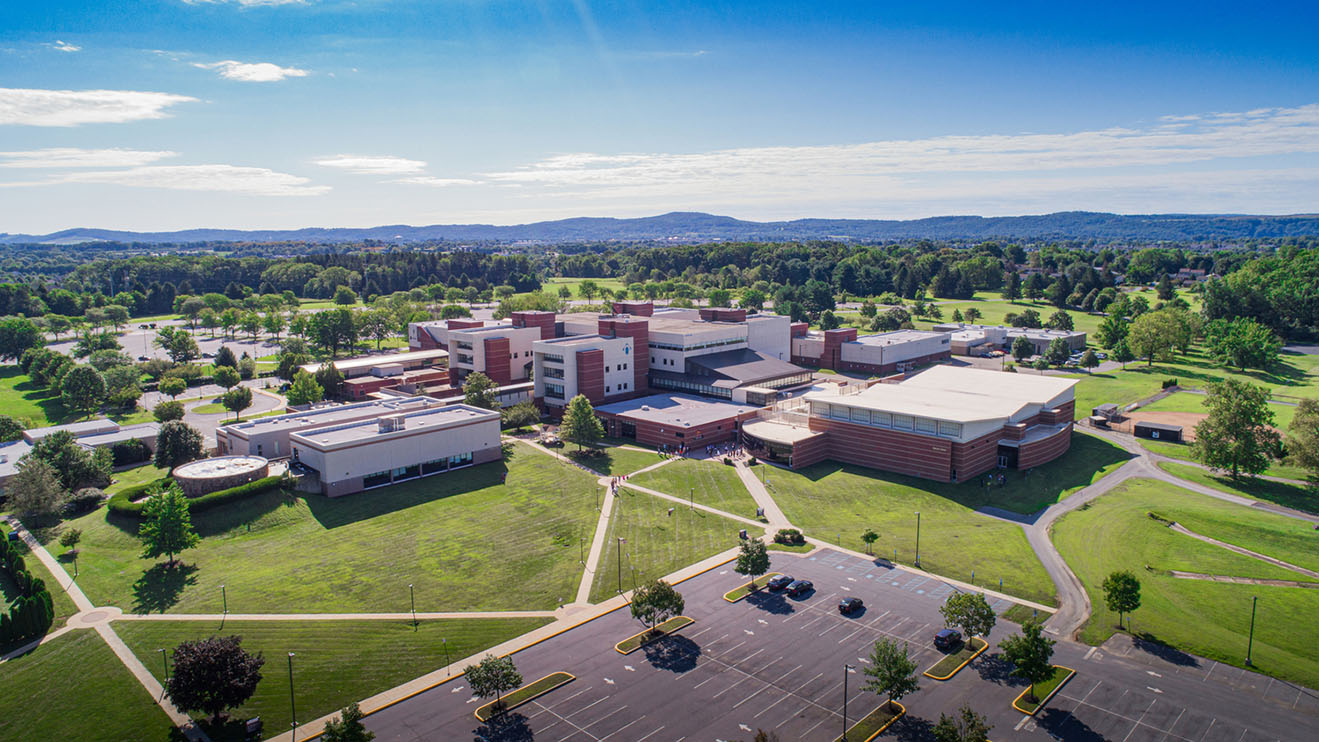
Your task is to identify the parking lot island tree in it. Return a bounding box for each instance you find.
[939,592,996,648]
[933,705,993,742]
[863,637,921,713]
[467,654,523,715]
[998,619,1056,702]
[734,538,771,589]
[629,579,685,633]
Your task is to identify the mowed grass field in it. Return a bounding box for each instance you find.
[1158,462,1319,515]
[542,276,629,296]
[590,488,757,603]
[766,463,1058,606]
[1052,478,1319,689]
[0,366,69,427]
[1140,438,1312,482]
[1139,390,1299,430]
[630,458,760,517]
[570,444,663,476]
[57,442,602,614]
[0,630,178,741]
[118,617,550,741]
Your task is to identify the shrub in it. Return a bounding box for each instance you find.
[65,487,106,516]
[110,438,152,467]
[1162,378,1179,389]
[774,528,806,546]
[107,476,285,518]
[723,457,733,465]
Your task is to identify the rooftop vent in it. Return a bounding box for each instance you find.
[378,414,406,433]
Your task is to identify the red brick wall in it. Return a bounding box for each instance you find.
[483,337,511,385]
[820,328,859,370]
[511,311,556,340]
[1039,400,1075,425]
[950,427,1002,482]
[1017,425,1073,469]
[611,301,654,317]
[699,308,747,322]
[412,328,440,351]
[600,412,752,448]
[790,432,832,468]
[447,319,484,330]
[809,416,954,481]
[575,349,604,403]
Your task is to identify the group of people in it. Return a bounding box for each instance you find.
[657,444,688,458]
[706,442,748,461]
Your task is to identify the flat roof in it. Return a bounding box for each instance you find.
[742,419,823,445]
[0,440,32,479]
[223,397,440,437]
[290,404,498,449]
[301,349,448,374]
[77,423,161,447]
[850,330,948,346]
[24,419,119,441]
[174,455,268,479]
[595,393,759,428]
[806,365,1077,423]
[686,349,805,384]
[648,316,742,334]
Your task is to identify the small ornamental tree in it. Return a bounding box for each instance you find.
[861,528,879,555]
[939,592,996,647]
[321,702,375,742]
[560,394,604,451]
[59,527,83,551]
[1043,337,1071,367]
[139,484,200,566]
[462,371,500,411]
[1111,338,1134,369]
[286,370,325,406]
[933,705,993,742]
[1102,570,1142,630]
[630,579,685,632]
[998,620,1056,702]
[1079,349,1100,374]
[467,654,523,713]
[862,638,921,713]
[154,400,186,422]
[734,538,770,588]
[155,420,205,469]
[166,636,265,724]
[159,376,187,400]
[222,385,253,420]
[213,365,241,391]
[500,400,540,431]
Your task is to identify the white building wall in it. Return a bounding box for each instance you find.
[791,336,824,359]
[839,333,950,367]
[296,417,500,485]
[746,315,791,360]
[602,341,634,396]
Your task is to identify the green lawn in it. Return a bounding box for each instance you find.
[911,296,1108,336]
[568,444,662,476]
[106,464,170,495]
[191,402,226,414]
[1138,438,1311,481]
[542,276,628,297]
[630,459,760,518]
[108,407,159,426]
[1052,477,1319,690]
[1158,461,1319,515]
[1139,390,1298,430]
[0,521,80,629]
[766,463,1058,606]
[117,617,550,740]
[57,442,602,614]
[0,365,68,427]
[590,488,757,603]
[0,630,178,741]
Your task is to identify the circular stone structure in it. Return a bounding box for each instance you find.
[172,455,270,497]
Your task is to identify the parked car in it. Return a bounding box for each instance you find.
[540,435,563,447]
[838,597,864,615]
[767,574,794,591]
[933,628,963,650]
[785,579,814,597]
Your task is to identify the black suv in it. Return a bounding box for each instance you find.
[785,579,814,597]
[766,574,794,591]
[933,628,962,650]
[838,597,864,615]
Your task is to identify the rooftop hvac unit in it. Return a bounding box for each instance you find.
[378,414,406,433]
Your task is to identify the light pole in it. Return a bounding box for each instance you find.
[288,652,297,741]
[579,537,585,565]
[689,486,694,510]
[617,537,626,594]
[158,648,169,697]
[221,584,227,616]
[1246,596,1258,666]
[443,637,451,674]
[409,583,417,629]
[913,511,921,568]
[842,663,855,740]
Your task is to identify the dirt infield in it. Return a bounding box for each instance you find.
[1109,410,1206,441]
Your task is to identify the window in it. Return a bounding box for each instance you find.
[915,417,937,434]
[543,366,564,379]
[449,451,473,467]
[605,365,610,372]
[871,411,891,427]
[850,408,870,424]
[364,470,391,489]
[892,414,913,431]
[545,383,565,400]
[810,402,829,417]
[606,386,611,393]
[542,353,564,363]
[938,421,962,438]
[828,404,849,421]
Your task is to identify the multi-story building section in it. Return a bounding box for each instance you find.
[298,349,449,379]
[533,334,638,414]
[791,327,951,375]
[742,366,1076,482]
[445,323,542,385]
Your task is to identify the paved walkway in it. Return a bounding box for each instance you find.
[117,610,559,622]
[732,461,791,529]
[1169,522,1319,578]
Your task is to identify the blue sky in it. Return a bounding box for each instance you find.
[1,0,1318,232]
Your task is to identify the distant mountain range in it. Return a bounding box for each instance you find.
[4,211,1319,245]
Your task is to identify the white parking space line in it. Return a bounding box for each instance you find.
[597,717,642,740]
[633,726,666,742]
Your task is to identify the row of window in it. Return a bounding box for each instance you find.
[606,382,629,394]
[652,357,680,366]
[648,337,746,352]
[543,366,564,379]
[456,353,474,365]
[542,353,564,363]
[362,452,475,489]
[455,341,473,350]
[809,402,963,438]
[605,363,629,372]
[651,375,733,399]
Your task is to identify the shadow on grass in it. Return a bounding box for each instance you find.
[132,562,198,614]
[746,589,796,616]
[642,634,700,674]
[304,458,512,530]
[472,711,534,742]
[1131,633,1201,668]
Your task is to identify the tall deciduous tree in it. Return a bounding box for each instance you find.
[466,654,523,712]
[1127,310,1177,366]
[1102,570,1142,630]
[999,620,1056,702]
[1286,399,1319,483]
[287,370,324,406]
[222,385,253,420]
[1204,318,1282,371]
[155,420,205,470]
[321,702,375,742]
[0,317,42,362]
[6,459,66,521]
[863,638,921,713]
[560,394,604,451]
[1193,379,1281,479]
[933,705,993,742]
[1095,315,1128,349]
[630,579,685,631]
[463,371,500,410]
[139,483,200,566]
[213,365,241,391]
[939,592,996,646]
[1011,336,1033,363]
[166,635,265,723]
[61,364,106,418]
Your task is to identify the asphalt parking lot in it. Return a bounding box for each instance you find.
[365,549,1319,741]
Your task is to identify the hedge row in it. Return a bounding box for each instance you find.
[0,536,55,644]
[107,475,287,518]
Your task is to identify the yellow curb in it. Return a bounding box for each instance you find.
[838,701,906,742]
[1011,666,1075,715]
[723,573,782,603]
[922,636,988,680]
[473,671,575,721]
[614,616,695,654]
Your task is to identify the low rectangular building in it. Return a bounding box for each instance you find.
[289,404,502,497]
[593,393,761,449]
[933,323,1087,355]
[216,397,441,459]
[792,328,951,374]
[299,349,449,380]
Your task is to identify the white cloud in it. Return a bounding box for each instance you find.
[193,60,310,82]
[315,155,428,175]
[182,0,310,6]
[0,148,177,168]
[0,88,198,127]
[391,176,479,187]
[55,165,328,196]
[47,40,81,53]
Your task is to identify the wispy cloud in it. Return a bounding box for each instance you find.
[193,60,310,82]
[181,0,310,7]
[390,176,479,187]
[0,88,198,127]
[46,40,81,53]
[53,165,328,196]
[315,155,428,175]
[0,148,177,168]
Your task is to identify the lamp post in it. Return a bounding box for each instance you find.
[1246,596,1258,666]
[443,637,451,674]
[579,537,585,565]
[842,663,855,740]
[409,583,417,629]
[158,648,169,695]
[617,537,626,594]
[221,584,227,616]
[287,652,297,741]
[689,486,694,510]
[913,511,921,568]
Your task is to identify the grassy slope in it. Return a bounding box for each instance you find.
[629,459,760,517]
[1159,461,1319,515]
[766,463,1058,605]
[106,464,170,494]
[59,442,602,614]
[590,488,757,603]
[0,631,178,741]
[1139,438,1311,481]
[117,617,550,741]
[569,444,663,476]
[0,521,80,628]
[1053,477,1319,689]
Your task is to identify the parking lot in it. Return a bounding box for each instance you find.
[366,549,1319,741]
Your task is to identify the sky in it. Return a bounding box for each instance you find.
[1,0,1318,233]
